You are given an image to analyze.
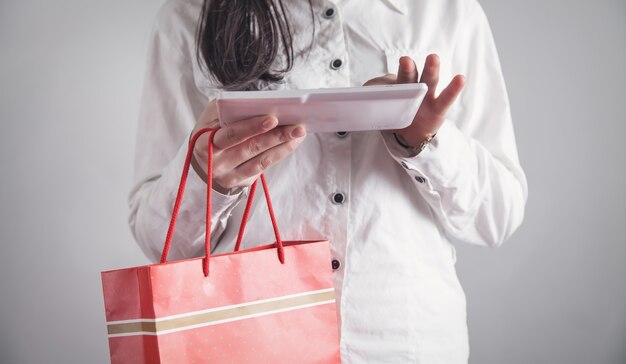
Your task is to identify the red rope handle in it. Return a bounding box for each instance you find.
[160,127,285,277]
[160,128,214,267]
[203,130,217,276]
[234,175,284,263]
[234,180,257,252]
[260,173,285,263]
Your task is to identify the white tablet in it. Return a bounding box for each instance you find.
[216,83,428,133]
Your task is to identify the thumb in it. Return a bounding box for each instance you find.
[397,56,418,84]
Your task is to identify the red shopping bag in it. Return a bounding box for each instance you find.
[101,129,341,363]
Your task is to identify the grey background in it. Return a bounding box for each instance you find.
[0,0,624,363]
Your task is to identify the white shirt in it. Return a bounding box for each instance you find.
[129,0,528,362]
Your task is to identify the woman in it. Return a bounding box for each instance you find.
[129,0,528,362]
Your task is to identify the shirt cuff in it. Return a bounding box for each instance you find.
[381,120,474,188]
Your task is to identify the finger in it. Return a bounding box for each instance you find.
[363,74,397,86]
[212,115,279,150]
[217,125,306,171]
[397,56,418,84]
[434,74,465,114]
[420,54,440,98]
[231,134,306,181]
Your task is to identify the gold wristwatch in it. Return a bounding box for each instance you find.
[393,133,435,155]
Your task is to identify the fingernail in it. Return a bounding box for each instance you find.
[263,117,277,129]
[290,126,305,138]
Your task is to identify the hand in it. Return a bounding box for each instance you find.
[363,54,465,147]
[190,100,306,194]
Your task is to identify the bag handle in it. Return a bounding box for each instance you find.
[233,173,282,252]
[160,128,285,277]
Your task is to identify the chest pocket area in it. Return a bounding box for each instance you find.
[384,48,453,87]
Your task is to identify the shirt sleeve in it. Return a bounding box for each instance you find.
[381,1,528,247]
[128,7,246,262]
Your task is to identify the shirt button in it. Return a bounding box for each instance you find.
[331,192,345,205]
[335,131,349,138]
[323,8,336,18]
[330,59,343,70]
[331,259,341,270]
[415,176,426,183]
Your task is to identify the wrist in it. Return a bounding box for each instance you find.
[393,132,436,155]
[188,131,239,195]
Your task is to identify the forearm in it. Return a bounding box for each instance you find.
[382,120,527,247]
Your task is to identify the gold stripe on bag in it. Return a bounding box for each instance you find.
[107,289,335,336]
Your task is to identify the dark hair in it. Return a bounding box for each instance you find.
[196,0,312,91]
